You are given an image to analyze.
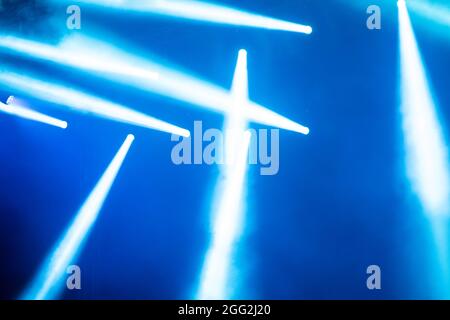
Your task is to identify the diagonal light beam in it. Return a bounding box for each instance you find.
[0,96,67,129]
[21,134,135,300]
[398,0,450,297]
[0,72,190,137]
[71,0,312,34]
[197,49,251,300]
[398,0,450,217]
[408,0,450,29]
[0,35,309,135]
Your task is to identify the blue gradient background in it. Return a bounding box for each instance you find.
[0,0,449,299]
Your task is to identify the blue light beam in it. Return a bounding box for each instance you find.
[71,0,312,34]
[398,0,450,217]
[398,0,450,297]
[0,96,67,129]
[0,72,190,137]
[0,35,309,135]
[21,134,135,300]
[408,0,450,30]
[197,49,251,300]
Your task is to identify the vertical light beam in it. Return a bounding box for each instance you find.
[398,0,450,297]
[197,50,250,299]
[0,96,67,129]
[21,134,135,300]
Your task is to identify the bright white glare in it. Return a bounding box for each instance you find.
[398,1,450,217]
[197,49,250,300]
[21,134,135,300]
[0,72,190,137]
[399,0,450,298]
[72,0,312,34]
[0,97,67,129]
[0,35,309,135]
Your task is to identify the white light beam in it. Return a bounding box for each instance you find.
[0,35,309,135]
[0,72,190,137]
[71,0,312,34]
[0,96,67,129]
[398,0,450,217]
[197,49,251,299]
[21,134,135,300]
[398,0,450,297]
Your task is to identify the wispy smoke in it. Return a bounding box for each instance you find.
[0,0,66,42]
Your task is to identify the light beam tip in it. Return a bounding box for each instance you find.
[181,129,191,138]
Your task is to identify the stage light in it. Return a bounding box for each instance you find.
[197,132,251,300]
[21,134,134,300]
[0,35,309,135]
[71,0,312,34]
[398,0,449,217]
[398,0,450,297]
[0,36,159,82]
[0,72,190,137]
[197,49,251,300]
[0,97,67,129]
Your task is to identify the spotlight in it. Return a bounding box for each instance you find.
[197,50,251,300]
[0,96,67,129]
[398,0,450,298]
[398,0,449,217]
[21,134,135,300]
[0,35,309,135]
[71,0,312,34]
[0,72,190,137]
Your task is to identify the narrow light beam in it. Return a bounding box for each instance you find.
[0,35,309,135]
[0,96,67,129]
[72,0,312,34]
[398,0,450,297]
[197,49,251,299]
[0,72,190,137]
[21,134,135,300]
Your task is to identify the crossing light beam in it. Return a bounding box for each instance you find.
[0,35,309,135]
[197,49,251,300]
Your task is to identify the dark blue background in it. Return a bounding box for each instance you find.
[0,0,449,299]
